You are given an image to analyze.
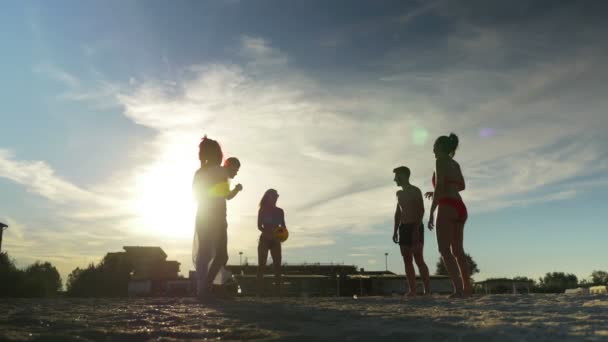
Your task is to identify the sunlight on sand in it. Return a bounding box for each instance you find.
[2,294,607,341]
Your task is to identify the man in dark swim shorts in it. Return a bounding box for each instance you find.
[398,222,424,247]
[393,166,431,297]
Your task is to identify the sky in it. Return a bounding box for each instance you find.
[1,0,608,285]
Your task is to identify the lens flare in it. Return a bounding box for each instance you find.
[412,127,429,145]
[479,128,495,139]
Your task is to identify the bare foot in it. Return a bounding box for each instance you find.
[406,291,417,298]
[448,292,463,299]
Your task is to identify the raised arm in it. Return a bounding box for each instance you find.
[226,183,243,200]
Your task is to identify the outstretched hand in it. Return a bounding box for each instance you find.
[424,191,434,199]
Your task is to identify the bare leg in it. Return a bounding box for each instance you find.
[206,228,228,291]
[270,242,282,297]
[412,244,431,295]
[196,250,212,300]
[195,227,213,301]
[400,246,417,297]
[257,238,269,296]
[452,221,471,297]
[436,205,462,296]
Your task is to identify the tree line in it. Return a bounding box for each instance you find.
[0,252,61,297]
[2,251,607,297]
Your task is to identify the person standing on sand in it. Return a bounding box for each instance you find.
[192,137,242,302]
[206,156,243,295]
[257,189,285,297]
[425,133,471,298]
[393,166,431,297]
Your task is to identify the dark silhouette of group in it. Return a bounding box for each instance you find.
[192,132,470,302]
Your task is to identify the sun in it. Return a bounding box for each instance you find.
[132,159,197,238]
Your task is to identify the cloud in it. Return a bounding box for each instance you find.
[113,34,608,253]
[0,149,92,203]
[398,0,444,24]
[240,36,289,67]
[33,64,80,88]
[0,147,157,281]
[33,63,123,108]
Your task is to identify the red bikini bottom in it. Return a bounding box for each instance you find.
[438,197,468,222]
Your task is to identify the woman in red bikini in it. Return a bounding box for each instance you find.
[425,133,471,298]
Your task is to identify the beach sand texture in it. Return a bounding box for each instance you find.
[1,294,607,341]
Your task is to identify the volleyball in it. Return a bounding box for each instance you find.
[274,227,289,242]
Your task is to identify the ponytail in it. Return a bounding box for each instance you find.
[434,133,460,155]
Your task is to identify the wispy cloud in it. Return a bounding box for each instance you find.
[397,0,444,24]
[33,63,123,108]
[0,149,92,203]
[33,64,80,88]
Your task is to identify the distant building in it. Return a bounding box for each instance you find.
[589,285,608,295]
[226,263,358,277]
[235,274,331,297]
[215,263,452,296]
[108,246,180,280]
[0,222,8,253]
[475,278,534,294]
[106,246,183,296]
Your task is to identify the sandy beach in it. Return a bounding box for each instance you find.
[1,294,607,341]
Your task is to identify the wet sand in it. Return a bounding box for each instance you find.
[1,294,607,341]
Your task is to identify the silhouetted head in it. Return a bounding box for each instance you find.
[199,136,223,167]
[259,189,279,210]
[393,166,410,187]
[433,133,459,158]
[224,157,241,179]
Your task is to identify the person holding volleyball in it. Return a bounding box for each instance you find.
[257,189,287,296]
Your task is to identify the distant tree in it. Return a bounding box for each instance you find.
[538,272,578,293]
[99,253,133,296]
[1,253,62,297]
[22,262,62,297]
[0,252,24,297]
[67,263,104,297]
[590,270,608,285]
[435,253,479,277]
[67,254,133,297]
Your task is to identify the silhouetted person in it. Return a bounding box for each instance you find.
[425,133,471,298]
[393,166,431,297]
[257,189,285,296]
[192,137,242,302]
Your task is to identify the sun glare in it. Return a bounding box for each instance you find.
[132,160,197,238]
